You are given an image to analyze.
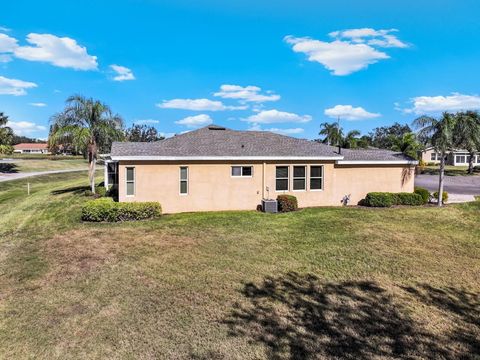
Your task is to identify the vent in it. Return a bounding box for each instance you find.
[208,125,226,130]
[262,199,278,213]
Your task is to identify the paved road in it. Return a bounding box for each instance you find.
[415,174,480,195]
[0,168,90,182]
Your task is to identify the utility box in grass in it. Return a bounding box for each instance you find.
[262,199,278,213]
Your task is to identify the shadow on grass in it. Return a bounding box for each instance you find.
[224,272,479,359]
[51,185,89,195]
[0,163,19,173]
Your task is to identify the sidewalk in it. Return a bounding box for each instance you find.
[0,168,90,182]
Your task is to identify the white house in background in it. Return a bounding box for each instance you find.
[13,143,50,154]
[420,147,480,166]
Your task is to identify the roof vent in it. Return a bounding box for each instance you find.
[208,125,226,130]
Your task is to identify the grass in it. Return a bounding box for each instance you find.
[0,159,89,173]
[419,165,479,176]
[0,172,479,359]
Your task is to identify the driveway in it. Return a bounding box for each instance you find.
[415,174,480,195]
[0,169,89,182]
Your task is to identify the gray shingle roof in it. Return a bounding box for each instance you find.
[111,125,414,162]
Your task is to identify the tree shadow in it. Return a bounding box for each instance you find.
[224,272,478,359]
[51,185,90,195]
[0,163,19,173]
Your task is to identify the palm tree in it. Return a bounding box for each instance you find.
[343,130,361,149]
[50,95,124,193]
[454,111,480,174]
[391,132,421,159]
[0,112,13,145]
[319,122,343,146]
[413,112,456,207]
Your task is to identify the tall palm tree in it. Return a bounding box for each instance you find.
[50,95,124,193]
[391,132,421,159]
[319,122,343,146]
[413,112,456,207]
[0,112,13,145]
[343,130,361,149]
[454,111,480,174]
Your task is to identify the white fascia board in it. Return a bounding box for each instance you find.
[111,155,344,161]
[336,160,418,165]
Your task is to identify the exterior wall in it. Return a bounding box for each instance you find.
[13,149,50,154]
[117,160,416,213]
[420,148,441,164]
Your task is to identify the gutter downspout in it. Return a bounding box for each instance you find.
[262,162,266,199]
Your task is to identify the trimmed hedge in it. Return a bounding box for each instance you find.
[277,195,298,212]
[364,192,424,207]
[82,198,162,222]
[433,191,449,204]
[414,187,430,204]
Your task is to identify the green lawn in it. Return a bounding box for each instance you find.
[0,172,479,359]
[419,165,479,176]
[0,159,89,173]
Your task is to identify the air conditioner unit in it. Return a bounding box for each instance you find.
[262,199,278,213]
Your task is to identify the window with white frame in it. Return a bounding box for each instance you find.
[431,153,437,161]
[276,166,289,191]
[231,166,253,177]
[180,166,188,194]
[310,166,323,190]
[126,167,135,196]
[293,166,306,190]
[455,153,468,164]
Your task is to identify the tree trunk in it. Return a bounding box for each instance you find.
[88,142,97,193]
[437,152,445,207]
[468,151,475,174]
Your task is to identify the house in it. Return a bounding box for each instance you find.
[13,143,50,154]
[419,147,480,166]
[106,125,417,213]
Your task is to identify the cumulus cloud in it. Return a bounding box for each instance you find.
[29,102,47,107]
[244,109,312,124]
[133,119,159,125]
[284,28,408,75]
[8,33,98,70]
[214,84,280,103]
[110,64,135,81]
[403,93,480,114]
[324,104,381,120]
[7,120,47,135]
[0,75,37,96]
[175,114,213,128]
[249,124,304,136]
[0,26,11,32]
[157,98,246,111]
[0,33,17,52]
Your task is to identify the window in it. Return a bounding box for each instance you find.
[231,166,253,177]
[430,153,437,161]
[310,166,323,190]
[180,167,188,194]
[293,166,306,190]
[456,154,467,164]
[126,167,135,196]
[276,166,289,191]
[477,156,480,163]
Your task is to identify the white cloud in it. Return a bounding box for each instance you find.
[244,109,312,124]
[248,124,304,135]
[29,102,47,107]
[403,93,480,114]
[0,33,17,53]
[110,64,135,81]
[214,84,280,103]
[157,98,247,111]
[133,119,159,125]
[7,120,47,135]
[0,26,11,32]
[0,75,37,96]
[175,114,213,128]
[13,33,98,70]
[285,29,408,75]
[324,104,381,120]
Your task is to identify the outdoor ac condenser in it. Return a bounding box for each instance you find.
[262,199,278,213]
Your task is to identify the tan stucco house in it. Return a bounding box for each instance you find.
[419,147,480,166]
[106,125,417,213]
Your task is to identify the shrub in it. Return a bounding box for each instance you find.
[82,198,162,222]
[473,165,480,173]
[433,191,449,204]
[84,189,93,197]
[414,187,430,204]
[394,192,424,206]
[364,192,395,207]
[0,145,14,155]
[277,195,298,212]
[96,186,106,197]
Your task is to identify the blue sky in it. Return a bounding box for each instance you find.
[1,0,480,140]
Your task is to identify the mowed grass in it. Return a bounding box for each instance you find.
[0,172,479,359]
[419,165,478,176]
[0,159,89,173]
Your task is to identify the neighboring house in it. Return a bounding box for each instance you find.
[420,147,480,166]
[13,143,50,154]
[106,125,417,213]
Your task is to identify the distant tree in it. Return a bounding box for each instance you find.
[368,122,412,149]
[12,134,46,145]
[413,112,456,207]
[390,132,421,159]
[125,124,164,142]
[342,130,361,149]
[356,135,371,149]
[319,122,343,146]
[453,111,480,174]
[50,95,124,193]
[0,112,13,145]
